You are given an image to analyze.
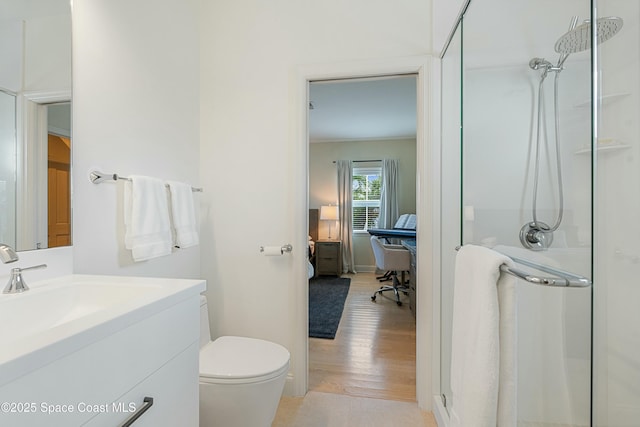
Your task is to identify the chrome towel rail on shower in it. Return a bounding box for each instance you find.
[455,246,591,288]
[89,170,203,192]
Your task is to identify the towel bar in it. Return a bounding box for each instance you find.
[90,170,203,192]
[455,245,591,288]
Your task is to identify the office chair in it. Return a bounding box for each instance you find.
[369,236,411,306]
[375,214,416,282]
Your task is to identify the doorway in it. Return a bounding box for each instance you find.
[46,102,72,248]
[307,75,418,401]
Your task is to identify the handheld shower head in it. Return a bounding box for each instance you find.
[529,58,553,71]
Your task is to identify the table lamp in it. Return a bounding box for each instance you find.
[320,205,339,240]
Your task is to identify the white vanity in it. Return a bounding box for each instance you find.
[0,275,206,426]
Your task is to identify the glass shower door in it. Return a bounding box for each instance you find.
[440,18,462,413]
[593,1,640,425]
[449,0,594,425]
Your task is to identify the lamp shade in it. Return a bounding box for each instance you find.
[320,205,339,221]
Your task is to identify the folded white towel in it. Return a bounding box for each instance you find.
[449,244,517,427]
[167,180,199,248]
[124,175,172,261]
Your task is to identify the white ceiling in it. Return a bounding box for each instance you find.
[308,75,417,143]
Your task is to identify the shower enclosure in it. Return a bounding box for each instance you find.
[440,0,640,425]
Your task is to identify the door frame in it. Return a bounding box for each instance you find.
[290,55,440,410]
[16,90,71,250]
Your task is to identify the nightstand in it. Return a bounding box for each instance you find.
[314,240,342,276]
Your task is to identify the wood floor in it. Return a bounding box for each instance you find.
[309,272,417,402]
[272,272,437,426]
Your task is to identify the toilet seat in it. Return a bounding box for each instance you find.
[199,336,290,385]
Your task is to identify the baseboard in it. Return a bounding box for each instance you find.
[282,373,298,397]
[433,395,448,427]
[354,265,376,273]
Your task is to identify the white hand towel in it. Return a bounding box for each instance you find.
[167,180,199,248]
[124,175,172,261]
[449,244,517,427]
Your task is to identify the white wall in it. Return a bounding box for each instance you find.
[71,0,201,278]
[199,0,431,396]
[309,139,417,271]
[0,21,22,92]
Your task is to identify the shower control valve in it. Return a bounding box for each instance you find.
[519,222,554,251]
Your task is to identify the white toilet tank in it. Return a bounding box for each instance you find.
[199,295,211,348]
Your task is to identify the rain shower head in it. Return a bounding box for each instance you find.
[555,16,623,55]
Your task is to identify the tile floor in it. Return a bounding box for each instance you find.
[273,391,437,427]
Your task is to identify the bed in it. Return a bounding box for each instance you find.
[308,209,319,278]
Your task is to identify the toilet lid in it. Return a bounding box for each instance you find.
[200,336,290,382]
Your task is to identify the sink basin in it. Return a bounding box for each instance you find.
[0,274,206,387]
[0,282,159,344]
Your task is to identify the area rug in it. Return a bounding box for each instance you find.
[309,276,351,339]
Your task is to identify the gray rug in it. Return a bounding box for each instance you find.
[309,276,351,339]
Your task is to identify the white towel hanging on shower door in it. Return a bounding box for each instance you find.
[449,244,517,427]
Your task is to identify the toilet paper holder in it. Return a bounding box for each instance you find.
[259,244,293,255]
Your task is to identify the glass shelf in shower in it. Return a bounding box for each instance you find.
[575,141,631,154]
[574,92,631,109]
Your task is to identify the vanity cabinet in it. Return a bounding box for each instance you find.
[83,342,198,426]
[0,295,200,426]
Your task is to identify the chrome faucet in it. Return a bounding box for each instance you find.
[0,243,19,264]
[3,264,47,294]
[1,243,47,294]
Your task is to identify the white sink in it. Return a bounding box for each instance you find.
[0,274,206,387]
[0,281,158,343]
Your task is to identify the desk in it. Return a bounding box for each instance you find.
[367,228,416,240]
[402,240,417,318]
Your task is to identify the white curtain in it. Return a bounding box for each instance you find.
[378,158,399,229]
[337,160,356,273]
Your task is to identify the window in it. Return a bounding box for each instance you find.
[352,167,381,231]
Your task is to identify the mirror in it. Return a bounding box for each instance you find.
[1,0,72,251]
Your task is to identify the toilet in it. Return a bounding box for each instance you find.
[199,296,290,427]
